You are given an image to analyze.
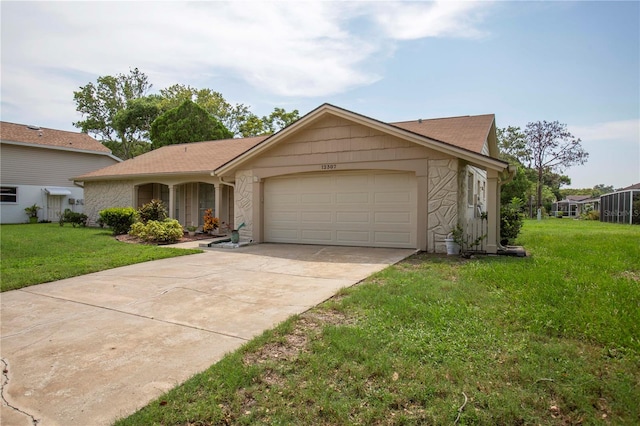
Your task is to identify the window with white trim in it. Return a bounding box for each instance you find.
[0,186,17,203]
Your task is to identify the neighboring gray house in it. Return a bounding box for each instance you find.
[0,121,121,223]
[75,104,513,253]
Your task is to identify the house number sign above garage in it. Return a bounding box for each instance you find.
[321,164,337,170]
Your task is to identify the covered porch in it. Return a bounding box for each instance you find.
[135,181,234,231]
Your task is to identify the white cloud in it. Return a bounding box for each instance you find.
[371,1,489,40]
[568,119,640,143]
[1,1,491,118]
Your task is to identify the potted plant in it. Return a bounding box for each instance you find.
[444,224,463,255]
[186,225,197,237]
[24,204,41,224]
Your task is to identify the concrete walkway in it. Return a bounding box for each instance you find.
[1,243,415,426]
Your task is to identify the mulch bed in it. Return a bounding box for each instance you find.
[115,232,223,245]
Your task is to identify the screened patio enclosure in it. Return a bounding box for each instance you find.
[600,186,640,225]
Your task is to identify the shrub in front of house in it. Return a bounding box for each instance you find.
[137,199,167,224]
[60,209,88,227]
[99,207,138,235]
[129,219,184,244]
[500,197,525,245]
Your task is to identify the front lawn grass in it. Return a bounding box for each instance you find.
[119,219,637,424]
[0,223,201,292]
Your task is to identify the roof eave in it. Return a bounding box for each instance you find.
[74,170,219,182]
[1,139,120,160]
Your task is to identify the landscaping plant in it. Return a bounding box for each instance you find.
[99,207,138,235]
[137,199,167,223]
[129,219,184,244]
[203,208,219,233]
[500,196,525,244]
[59,208,88,227]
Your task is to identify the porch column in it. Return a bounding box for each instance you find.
[252,177,263,243]
[214,183,221,219]
[416,173,428,251]
[486,170,500,254]
[168,185,175,219]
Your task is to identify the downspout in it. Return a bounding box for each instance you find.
[501,164,517,186]
[210,172,235,189]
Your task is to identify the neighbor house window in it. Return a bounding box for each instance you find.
[467,173,474,205]
[0,186,17,203]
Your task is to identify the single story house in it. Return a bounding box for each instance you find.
[74,104,513,253]
[0,121,121,223]
[552,195,592,218]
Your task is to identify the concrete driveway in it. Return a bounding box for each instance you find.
[1,243,414,426]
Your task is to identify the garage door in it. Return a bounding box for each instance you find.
[264,170,417,248]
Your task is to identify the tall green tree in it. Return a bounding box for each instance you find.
[591,184,615,197]
[73,68,151,159]
[237,107,300,137]
[497,126,528,164]
[158,84,253,136]
[524,120,588,210]
[108,95,162,158]
[73,68,301,157]
[149,100,233,149]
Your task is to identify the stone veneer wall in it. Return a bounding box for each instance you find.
[234,170,253,239]
[83,180,134,226]
[427,159,458,253]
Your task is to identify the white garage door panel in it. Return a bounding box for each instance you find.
[375,212,411,224]
[264,171,417,248]
[336,211,370,223]
[301,230,333,241]
[375,192,411,203]
[301,212,332,222]
[336,230,370,243]
[337,192,369,204]
[375,232,412,244]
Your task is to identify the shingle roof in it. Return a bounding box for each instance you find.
[390,114,495,154]
[619,183,640,191]
[0,121,112,154]
[74,108,498,181]
[76,136,268,180]
[565,195,591,202]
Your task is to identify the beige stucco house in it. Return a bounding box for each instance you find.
[0,121,121,223]
[75,104,513,253]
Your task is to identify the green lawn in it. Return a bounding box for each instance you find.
[116,219,640,425]
[0,223,201,292]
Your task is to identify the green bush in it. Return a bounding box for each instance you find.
[129,219,184,244]
[500,197,524,245]
[60,209,88,227]
[137,199,167,224]
[99,207,138,235]
[586,210,600,221]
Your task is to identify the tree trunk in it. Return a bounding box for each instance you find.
[537,167,543,210]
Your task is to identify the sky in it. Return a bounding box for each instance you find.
[1,1,638,189]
